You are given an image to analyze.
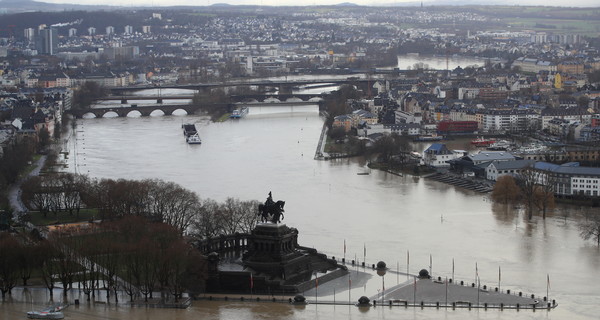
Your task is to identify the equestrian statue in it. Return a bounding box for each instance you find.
[258,191,285,223]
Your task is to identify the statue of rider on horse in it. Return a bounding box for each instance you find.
[258,191,285,224]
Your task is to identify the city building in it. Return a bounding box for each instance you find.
[36,28,58,55]
[423,143,465,167]
[484,159,536,181]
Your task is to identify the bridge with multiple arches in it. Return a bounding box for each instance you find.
[67,100,323,119]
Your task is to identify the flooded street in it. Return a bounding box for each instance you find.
[4,108,598,319]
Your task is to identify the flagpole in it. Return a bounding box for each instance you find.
[343,239,346,262]
[452,258,455,281]
[363,243,366,265]
[413,276,417,305]
[547,274,550,305]
[429,254,432,277]
[407,250,410,279]
[477,276,480,306]
[348,274,351,305]
[498,266,501,292]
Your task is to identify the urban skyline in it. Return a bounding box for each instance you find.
[30,0,600,8]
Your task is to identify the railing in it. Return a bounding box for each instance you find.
[195,295,557,310]
[195,233,251,254]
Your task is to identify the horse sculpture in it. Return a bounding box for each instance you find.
[258,200,285,224]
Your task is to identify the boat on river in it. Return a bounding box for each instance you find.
[27,304,67,319]
[413,135,443,142]
[471,137,495,146]
[486,140,513,151]
[186,133,202,144]
[182,123,197,137]
[230,107,248,119]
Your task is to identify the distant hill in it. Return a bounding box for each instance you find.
[335,2,360,6]
[0,0,115,13]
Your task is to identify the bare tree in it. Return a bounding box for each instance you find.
[21,176,52,217]
[49,234,79,298]
[59,173,86,217]
[38,240,58,297]
[148,180,199,234]
[515,166,541,220]
[0,234,20,298]
[579,212,600,246]
[17,239,41,286]
[238,200,260,234]
[192,199,222,239]
[491,175,520,205]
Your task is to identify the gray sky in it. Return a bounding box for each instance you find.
[38,0,600,7]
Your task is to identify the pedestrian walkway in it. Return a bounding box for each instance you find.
[8,155,47,222]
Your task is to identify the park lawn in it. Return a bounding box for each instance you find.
[324,136,347,154]
[18,154,42,179]
[29,208,98,226]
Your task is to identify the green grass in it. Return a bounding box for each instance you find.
[28,208,99,226]
[215,113,232,122]
[324,136,347,154]
[18,154,42,179]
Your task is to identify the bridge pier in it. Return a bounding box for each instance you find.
[120,99,128,104]
[279,84,294,94]
[157,98,163,104]
[116,109,129,117]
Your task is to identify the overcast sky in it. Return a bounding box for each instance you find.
[37,0,600,7]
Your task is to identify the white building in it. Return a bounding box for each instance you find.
[24,28,36,42]
[481,109,539,133]
[484,159,536,181]
[423,143,465,167]
[124,25,134,35]
[395,109,422,124]
[572,176,600,197]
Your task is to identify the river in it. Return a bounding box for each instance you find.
[3,108,599,319]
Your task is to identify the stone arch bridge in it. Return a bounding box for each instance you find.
[66,103,232,119]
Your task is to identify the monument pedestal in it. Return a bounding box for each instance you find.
[243,223,315,283]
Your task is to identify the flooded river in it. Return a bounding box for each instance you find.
[3,108,598,319]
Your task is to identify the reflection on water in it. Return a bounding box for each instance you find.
[33,110,600,319]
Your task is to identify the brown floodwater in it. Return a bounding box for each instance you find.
[36,107,600,319]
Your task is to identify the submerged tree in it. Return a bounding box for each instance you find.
[579,212,600,246]
[515,166,541,220]
[491,175,520,205]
